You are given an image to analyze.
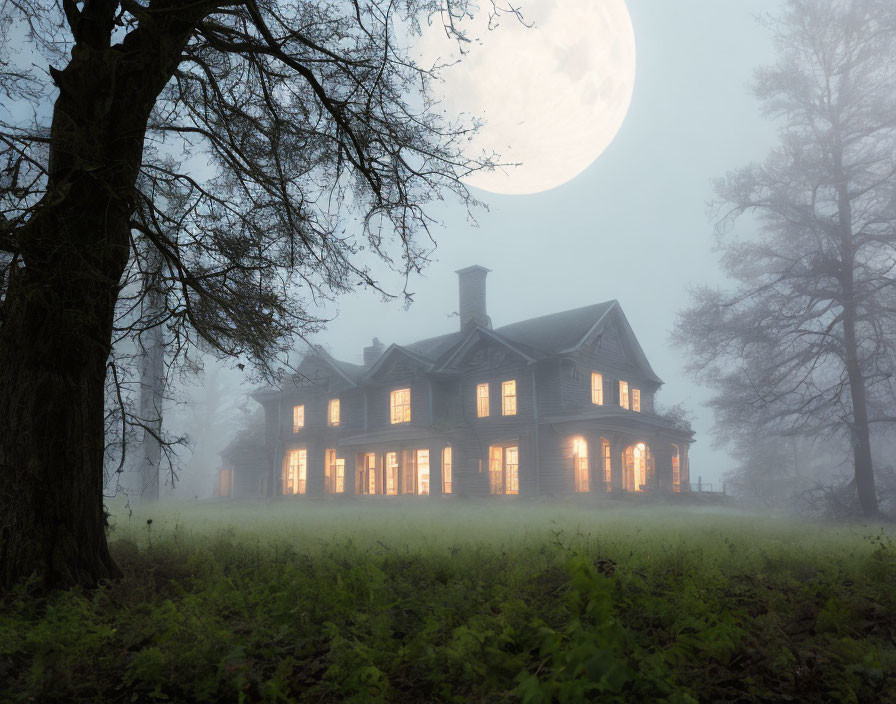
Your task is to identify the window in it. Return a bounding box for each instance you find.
[488,445,519,495]
[671,445,681,493]
[476,383,490,417]
[328,398,340,426]
[573,437,589,492]
[591,372,603,405]
[619,381,630,410]
[361,452,377,495]
[385,452,398,495]
[602,439,611,490]
[442,447,452,494]
[292,405,304,432]
[390,388,411,424]
[325,449,344,493]
[632,388,641,412]
[416,449,430,495]
[502,380,517,416]
[217,468,233,497]
[283,449,307,495]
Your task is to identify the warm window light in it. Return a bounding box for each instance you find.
[328,398,340,426]
[476,383,490,417]
[591,372,603,405]
[619,381,630,410]
[416,449,430,495]
[390,388,411,424]
[292,405,304,432]
[502,380,517,416]
[602,439,611,489]
[442,447,452,494]
[632,388,641,412]
[671,445,681,493]
[284,449,307,495]
[489,445,519,495]
[385,451,398,495]
[573,436,589,492]
[364,453,377,495]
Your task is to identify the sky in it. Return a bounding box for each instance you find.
[293,0,785,487]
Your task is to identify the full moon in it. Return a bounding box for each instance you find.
[419,1,636,195]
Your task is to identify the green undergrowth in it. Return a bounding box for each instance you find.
[2,501,895,703]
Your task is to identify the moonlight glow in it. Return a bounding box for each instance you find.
[420,1,636,195]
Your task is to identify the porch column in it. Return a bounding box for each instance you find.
[609,434,625,492]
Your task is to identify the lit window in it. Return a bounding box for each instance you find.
[385,452,398,495]
[390,388,411,424]
[591,372,603,405]
[619,381,630,410]
[573,437,589,492]
[292,405,304,432]
[328,398,340,426]
[502,380,517,416]
[325,449,344,493]
[442,447,452,494]
[488,445,519,495]
[362,453,377,495]
[476,383,490,417]
[672,445,681,493]
[632,388,641,412]
[416,449,430,495]
[283,449,307,495]
[602,439,611,490]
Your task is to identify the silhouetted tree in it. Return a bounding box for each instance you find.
[0,0,511,588]
[674,0,896,517]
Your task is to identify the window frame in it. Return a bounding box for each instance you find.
[632,388,641,412]
[328,398,340,427]
[501,379,517,416]
[390,387,412,424]
[292,404,304,433]
[591,372,603,406]
[476,382,490,417]
[619,380,630,410]
[442,446,452,494]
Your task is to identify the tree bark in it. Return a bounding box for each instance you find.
[138,252,166,502]
[0,12,196,587]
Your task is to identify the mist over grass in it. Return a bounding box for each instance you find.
[5,501,895,703]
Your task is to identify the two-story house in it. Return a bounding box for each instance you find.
[228,266,694,498]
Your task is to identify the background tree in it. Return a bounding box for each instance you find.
[0,0,513,589]
[674,0,896,517]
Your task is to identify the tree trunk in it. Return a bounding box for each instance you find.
[0,227,125,589]
[138,253,166,502]
[0,19,190,587]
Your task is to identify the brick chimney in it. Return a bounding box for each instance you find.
[363,337,384,366]
[456,265,492,330]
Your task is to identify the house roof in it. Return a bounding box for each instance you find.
[262,297,662,394]
[494,301,616,354]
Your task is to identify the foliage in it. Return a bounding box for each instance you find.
[2,502,895,703]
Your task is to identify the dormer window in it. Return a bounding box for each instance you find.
[591,372,603,405]
[619,381,630,410]
[328,398,340,427]
[292,405,304,432]
[390,388,411,424]
[477,383,490,417]
[632,388,641,412]
[502,380,517,416]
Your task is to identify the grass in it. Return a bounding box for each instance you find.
[2,498,895,703]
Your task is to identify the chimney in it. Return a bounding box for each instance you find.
[363,337,385,366]
[456,265,492,330]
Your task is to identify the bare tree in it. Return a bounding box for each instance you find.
[674,0,896,518]
[0,0,514,589]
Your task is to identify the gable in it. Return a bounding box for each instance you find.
[581,308,662,385]
[435,327,536,373]
[289,353,355,393]
[365,345,432,384]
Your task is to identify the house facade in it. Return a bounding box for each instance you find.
[235,266,694,499]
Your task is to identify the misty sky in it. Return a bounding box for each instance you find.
[290,0,784,487]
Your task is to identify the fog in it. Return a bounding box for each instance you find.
[137,1,784,500]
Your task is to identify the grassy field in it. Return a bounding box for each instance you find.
[2,498,895,703]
